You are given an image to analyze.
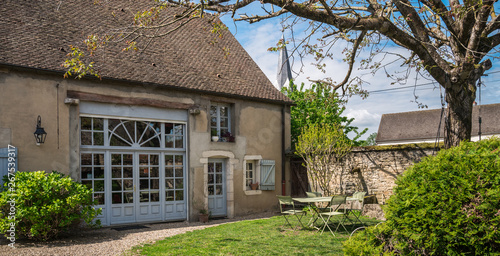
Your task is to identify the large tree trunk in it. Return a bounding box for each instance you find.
[444,82,476,148]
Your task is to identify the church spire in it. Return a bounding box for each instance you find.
[276,34,292,90]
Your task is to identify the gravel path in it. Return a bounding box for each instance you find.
[0,212,276,256]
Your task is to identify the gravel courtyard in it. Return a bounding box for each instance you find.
[0,212,276,256]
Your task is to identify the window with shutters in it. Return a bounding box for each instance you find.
[243,156,276,194]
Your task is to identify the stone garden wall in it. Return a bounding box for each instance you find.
[323,144,440,220]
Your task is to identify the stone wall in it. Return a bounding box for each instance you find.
[318,144,440,219]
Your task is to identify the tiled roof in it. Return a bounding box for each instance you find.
[0,0,292,104]
[376,103,500,144]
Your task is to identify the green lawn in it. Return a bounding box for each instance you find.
[127,215,381,255]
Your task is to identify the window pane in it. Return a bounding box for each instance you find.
[112,167,121,178]
[175,190,184,201]
[165,123,174,135]
[166,191,174,201]
[94,193,105,205]
[140,179,149,190]
[210,106,217,116]
[112,193,122,204]
[81,154,92,165]
[165,136,174,148]
[175,155,183,166]
[220,106,228,117]
[174,124,183,135]
[175,179,183,189]
[140,167,149,177]
[166,179,174,189]
[165,167,174,178]
[93,132,104,146]
[140,192,149,202]
[93,118,103,131]
[123,179,133,191]
[124,192,133,203]
[111,154,121,165]
[141,136,160,148]
[139,154,148,165]
[210,117,217,127]
[150,167,159,177]
[94,167,104,178]
[81,117,92,130]
[150,155,159,165]
[165,155,174,166]
[175,167,183,178]
[174,136,183,148]
[123,154,133,165]
[92,154,103,166]
[220,118,228,128]
[216,185,223,195]
[208,185,214,195]
[123,167,133,178]
[151,179,159,189]
[208,174,214,184]
[216,174,222,184]
[94,180,105,192]
[112,180,122,191]
[81,131,92,145]
[81,167,92,179]
[151,192,160,202]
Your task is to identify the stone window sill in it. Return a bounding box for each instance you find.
[244,190,262,196]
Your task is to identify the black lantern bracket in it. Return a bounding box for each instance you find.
[34,115,47,145]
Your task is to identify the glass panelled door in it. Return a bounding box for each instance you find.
[80,116,187,225]
[208,160,226,216]
[137,153,161,221]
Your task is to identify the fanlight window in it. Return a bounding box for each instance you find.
[109,119,161,148]
[80,117,185,149]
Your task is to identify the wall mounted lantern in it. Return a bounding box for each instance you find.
[34,115,47,145]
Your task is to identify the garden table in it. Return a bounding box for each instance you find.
[293,196,359,230]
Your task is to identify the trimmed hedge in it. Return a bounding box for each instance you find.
[344,138,500,255]
[0,171,101,241]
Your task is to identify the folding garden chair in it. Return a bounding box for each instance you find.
[276,195,306,230]
[345,191,366,226]
[318,195,348,236]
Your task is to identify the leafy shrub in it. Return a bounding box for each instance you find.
[344,138,500,255]
[0,171,101,241]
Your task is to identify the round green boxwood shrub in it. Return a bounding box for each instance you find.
[344,138,500,255]
[0,171,101,241]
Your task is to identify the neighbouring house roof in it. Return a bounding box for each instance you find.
[0,0,292,104]
[376,103,500,145]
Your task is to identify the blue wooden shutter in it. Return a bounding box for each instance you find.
[0,147,17,186]
[260,160,275,190]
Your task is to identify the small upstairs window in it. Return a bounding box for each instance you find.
[210,103,232,141]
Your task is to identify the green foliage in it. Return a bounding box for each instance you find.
[0,171,101,241]
[282,82,367,149]
[344,138,500,255]
[296,123,352,196]
[359,132,377,146]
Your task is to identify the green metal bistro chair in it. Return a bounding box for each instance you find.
[318,195,348,236]
[306,191,322,198]
[277,195,306,230]
[345,191,367,226]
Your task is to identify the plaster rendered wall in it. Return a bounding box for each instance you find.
[0,70,71,174]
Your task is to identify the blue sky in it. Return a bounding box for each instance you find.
[219,9,500,140]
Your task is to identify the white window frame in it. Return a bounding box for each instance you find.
[210,103,231,138]
[243,155,262,195]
